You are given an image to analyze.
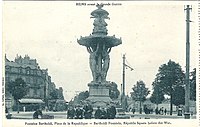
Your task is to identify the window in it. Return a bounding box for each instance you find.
[5,76,10,82]
[33,78,37,84]
[34,70,37,75]
[5,66,10,72]
[26,70,30,74]
[34,89,37,95]
[26,77,30,83]
[30,70,33,75]
[37,71,41,76]
[19,68,23,73]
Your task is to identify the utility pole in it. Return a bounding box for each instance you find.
[122,54,133,111]
[184,5,192,119]
[122,54,126,97]
[121,54,126,111]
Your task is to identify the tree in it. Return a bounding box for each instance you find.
[7,78,28,113]
[150,80,165,108]
[77,91,89,101]
[50,89,59,100]
[155,60,185,115]
[109,82,120,99]
[50,88,65,100]
[131,80,150,114]
[190,68,196,101]
[73,91,89,105]
[172,86,185,106]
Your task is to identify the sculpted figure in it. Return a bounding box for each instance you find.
[87,44,99,82]
[91,4,109,35]
[92,16,108,34]
[101,44,111,82]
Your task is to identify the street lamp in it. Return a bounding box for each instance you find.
[122,54,133,111]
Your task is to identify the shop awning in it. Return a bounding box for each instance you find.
[19,98,44,104]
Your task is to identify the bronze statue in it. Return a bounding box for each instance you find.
[87,44,99,82]
[101,44,111,82]
[87,43,111,83]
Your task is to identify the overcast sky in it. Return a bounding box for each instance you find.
[3,1,197,101]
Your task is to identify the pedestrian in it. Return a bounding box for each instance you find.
[164,108,167,115]
[107,105,111,119]
[67,106,75,119]
[33,109,43,119]
[23,106,26,112]
[177,106,182,116]
[83,102,93,119]
[75,106,83,119]
[107,104,116,119]
[159,108,163,115]
[132,108,135,114]
[5,107,8,114]
[155,107,158,114]
[161,107,164,115]
[94,106,102,119]
[100,107,107,119]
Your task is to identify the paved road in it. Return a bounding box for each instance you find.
[8,111,196,119]
[10,111,67,119]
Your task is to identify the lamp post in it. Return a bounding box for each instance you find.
[184,5,192,119]
[122,54,133,111]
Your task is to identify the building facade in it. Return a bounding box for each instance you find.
[5,55,65,111]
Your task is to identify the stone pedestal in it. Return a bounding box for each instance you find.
[86,82,112,108]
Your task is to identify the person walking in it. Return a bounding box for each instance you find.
[75,106,83,119]
[67,106,75,119]
[155,107,158,114]
[100,107,107,119]
[131,108,135,114]
[164,108,167,115]
[33,109,43,119]
[83,103,93,119]
[94,106,102,119]
[107,104,116,119]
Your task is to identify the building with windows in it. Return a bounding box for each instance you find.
[5,55,65,111]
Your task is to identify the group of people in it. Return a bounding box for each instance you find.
[67,103,93,119]
[155,107,167,115]
[130,106,168,115]
[67,103,116,119]
[94,105,116,119]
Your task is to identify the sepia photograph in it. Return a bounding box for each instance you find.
[2,1,198,125]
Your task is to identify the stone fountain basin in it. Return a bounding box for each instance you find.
[78,35,122,48]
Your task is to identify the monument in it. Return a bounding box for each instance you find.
[77,4,122,107]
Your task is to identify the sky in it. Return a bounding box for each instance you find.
[3,1,197,101]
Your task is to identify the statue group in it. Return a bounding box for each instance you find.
[87,43,111,83]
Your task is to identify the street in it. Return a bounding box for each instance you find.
[8,111,196,119]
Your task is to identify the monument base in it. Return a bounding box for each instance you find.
[86,81,112,108]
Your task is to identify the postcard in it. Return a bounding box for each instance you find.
[2,1,199,127]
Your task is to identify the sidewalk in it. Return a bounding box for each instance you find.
[127,112,196,119]
[9,111,67,119]
[8,111,196,119]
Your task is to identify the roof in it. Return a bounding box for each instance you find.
[5,61,38,70]
[19,98,44,104]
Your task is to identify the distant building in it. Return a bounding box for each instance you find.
[5,55,65,111]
